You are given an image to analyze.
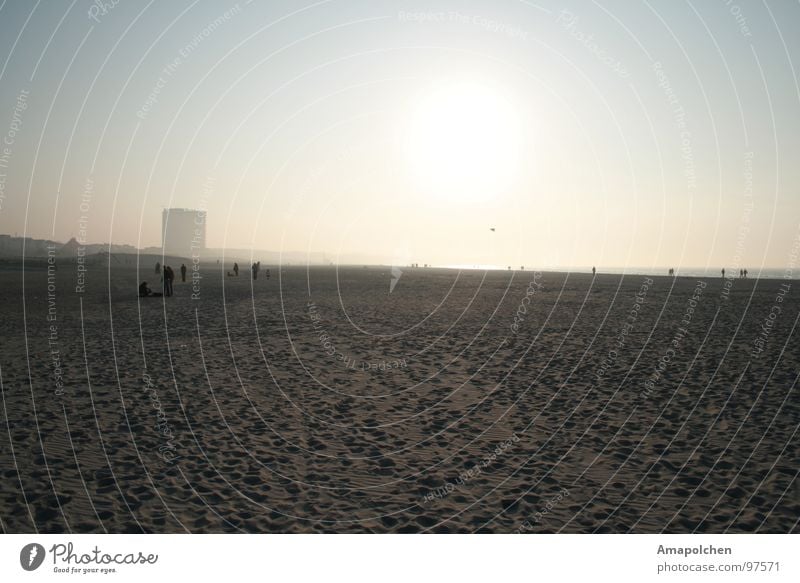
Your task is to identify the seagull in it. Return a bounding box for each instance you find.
[490,227,495,232]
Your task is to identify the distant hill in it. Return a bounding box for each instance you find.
[0,235,137,258]
[0,234,388,266]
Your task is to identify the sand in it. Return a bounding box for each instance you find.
[0,261,797,533]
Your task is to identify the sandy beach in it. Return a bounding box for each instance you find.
[0,262,797,533]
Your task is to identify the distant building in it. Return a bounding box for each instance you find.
[162,208,206,257]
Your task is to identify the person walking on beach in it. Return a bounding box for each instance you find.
[592,266,596,276]
[252,262,258,280]
[180,263,187,282]
[744,269,748,278]
[721,268,725,278]
[155,261,161,274]
[233,262,239,277]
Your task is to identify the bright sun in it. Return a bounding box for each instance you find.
[404,82,521,202]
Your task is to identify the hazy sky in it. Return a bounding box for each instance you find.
[1,0,799,270]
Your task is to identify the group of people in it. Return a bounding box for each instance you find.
[669,268,751,278]
[587,266,751,279]
[228,261,269,280]
[155,262,176,296]
[140,261,189,297]
[142,260,270,298]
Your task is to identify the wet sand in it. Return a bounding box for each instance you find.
[0,262,797,533]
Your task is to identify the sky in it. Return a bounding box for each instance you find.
[0,0,799,270]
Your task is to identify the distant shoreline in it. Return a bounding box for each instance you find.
[0,256,793,281]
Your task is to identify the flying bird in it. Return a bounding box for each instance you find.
[490,227,495,232]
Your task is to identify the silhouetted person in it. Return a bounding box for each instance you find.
[139,281,151,297]
[266,268,270,280]
[233,262,239,277]
[180,263,187,282]
[155,261,161,274]
[163,266,174,297]
[721,268,725,278]
[744,269,748,278]
[592,266,596,276]
[252,262,258,280]
[740,269,744,278]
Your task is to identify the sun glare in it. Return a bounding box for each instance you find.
[404,82,521,202]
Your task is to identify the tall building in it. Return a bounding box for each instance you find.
[162,208,206,257]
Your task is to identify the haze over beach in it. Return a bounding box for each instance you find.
[0,1,798,270]
[1,0,799,550]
